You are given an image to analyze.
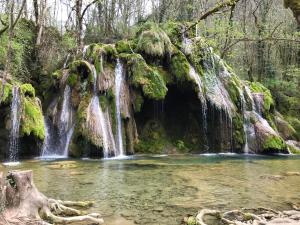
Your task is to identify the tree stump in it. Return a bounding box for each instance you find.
[0,170,104,225]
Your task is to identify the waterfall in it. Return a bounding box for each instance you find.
[41,85,74,158]
[41,116,51,156]
[63,53,70,68]
[88,64,116,158]
[8,86,21,162]
[241,92,250,153]
[115,59,125,157]
[83,45,89,58]
[189,64,208,137]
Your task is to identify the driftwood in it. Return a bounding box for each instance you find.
[185,206,300,225]
[0,170,104,225]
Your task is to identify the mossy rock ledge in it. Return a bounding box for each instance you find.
[0,22,295,159]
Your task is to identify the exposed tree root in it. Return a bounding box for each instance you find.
[0,170,104,225]
[184,205,300,225]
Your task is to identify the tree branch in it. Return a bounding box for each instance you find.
[182,0,240,34]
[80,0,100,21]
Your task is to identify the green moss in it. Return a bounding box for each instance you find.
[21,97,45,140]
[116,40,133,53]
[0,80,12,104]
[67,73,78,87]
[286,116,300,140]
[103,44,117,58]
[69,60,94,88]
[121,53,167,100]
[232,114,245,149]
[135,120,169,154]
[250,82,274,113]
[20,83,35,97]
[227,79,241,109]
[186,216,196,225]
[170,49,190,82]
[75,94,91,138]
[262,135,286,151]
[136,23,173,58]
[133,92,144,113]
[288,144,300,154]
[188,38,207,77]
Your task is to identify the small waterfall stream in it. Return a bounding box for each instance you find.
[115,59,125,157]
[88,64,114,158]
[189,65,208,143]
[8,86,21,162]
[41,85,74,158]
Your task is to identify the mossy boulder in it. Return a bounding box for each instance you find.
[136,23,173,58]
[0,80,13,105]
[115,40,134,54]
[20,83,35,97]
[68,60,94,89]
[170,49,190,82]
[250,82,274,114]
[274,112,297,140]
[120,53,167,100]
[232,114,245,150]
[251,112,287,153]
[135,120,169,154]
[286,116,300,140]
[20,95,45,141]
[262,135,287,152]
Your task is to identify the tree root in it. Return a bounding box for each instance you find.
[0,170,104,225]
[187,205,300,225]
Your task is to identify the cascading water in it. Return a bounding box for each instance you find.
[241,92,250,153]
[41,117,51,156]
[87,64,116,158]
[189,64,208,138]
[41,85,74,158]
[115,59,125,157]
[63,53,70,68]
[8,86,21,162]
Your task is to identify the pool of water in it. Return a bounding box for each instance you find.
[1,154,300,225]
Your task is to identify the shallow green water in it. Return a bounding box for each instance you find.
[1,154,300,225]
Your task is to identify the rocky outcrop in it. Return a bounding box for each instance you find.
[0,22,296,159]
[0,80,45,158]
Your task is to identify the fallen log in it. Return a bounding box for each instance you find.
[0,170,104,225]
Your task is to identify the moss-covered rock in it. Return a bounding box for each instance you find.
[20,83,35,97]
[136,23,173,58]
[262,135,287,152]
[286,116,300,140]
[115,40,135,54]
[68,60,94,89]
[232,114,245,150]
[20,96,45,141]
[250,82,274,114]
[0,80,13,105]
[170,49,190,82]
[135,120,169,154]
[120,53,167,100]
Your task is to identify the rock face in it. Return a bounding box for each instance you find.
[0,22,296,159]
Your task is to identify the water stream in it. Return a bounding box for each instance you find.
[115,59,125,157]
[7,86,21,162]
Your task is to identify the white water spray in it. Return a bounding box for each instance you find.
[8,86,21,162]
[115,59,125,157]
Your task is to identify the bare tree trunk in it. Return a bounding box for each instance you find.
[36,0,48,46]
[33,0,39,25]
[4,0,15,81]
[76,0,83,50]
